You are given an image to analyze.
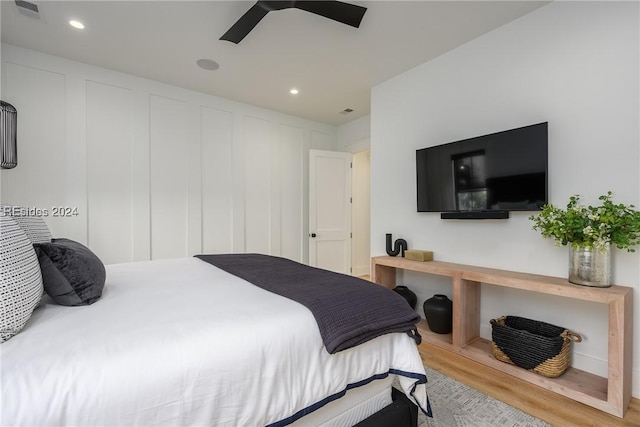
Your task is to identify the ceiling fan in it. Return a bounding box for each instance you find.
[220,1,367,44]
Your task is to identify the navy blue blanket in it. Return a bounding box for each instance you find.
[195,253,421,353]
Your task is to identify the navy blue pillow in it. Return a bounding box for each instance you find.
[35,238,105,306]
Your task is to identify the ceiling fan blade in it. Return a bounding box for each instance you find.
[293,1,367,28]
[220,3,270,44]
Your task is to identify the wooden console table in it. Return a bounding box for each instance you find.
[371,256,633,417]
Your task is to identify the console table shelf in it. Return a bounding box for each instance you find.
[371,256,633,417]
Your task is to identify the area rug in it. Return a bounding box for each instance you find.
[415,366,552,427]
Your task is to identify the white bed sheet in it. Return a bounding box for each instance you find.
[289,376,393,427]
[1,257,428,426]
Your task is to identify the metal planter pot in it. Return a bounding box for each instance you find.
[568,244,611,287]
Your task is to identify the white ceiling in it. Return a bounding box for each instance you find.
[1,1,548,126]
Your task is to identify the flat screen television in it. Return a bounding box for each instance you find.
[416,122,548,219]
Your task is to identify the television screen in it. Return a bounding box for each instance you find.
[416,122,548,213]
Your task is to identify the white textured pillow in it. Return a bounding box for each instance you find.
[1,203,52,244]
[0,214,44,343]
[13,215,52,244]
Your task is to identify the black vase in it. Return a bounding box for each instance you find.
[423,294,453,334]
[393,285,417,310]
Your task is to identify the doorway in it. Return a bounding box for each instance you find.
[351,150,370,276]
[308,149,370,276]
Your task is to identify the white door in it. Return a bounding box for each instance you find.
[309,150,352,274]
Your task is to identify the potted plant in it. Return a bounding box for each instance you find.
[529,191,640,287]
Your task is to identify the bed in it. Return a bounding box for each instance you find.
[0,211,430,426]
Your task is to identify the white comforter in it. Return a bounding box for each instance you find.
[1,257,428,426]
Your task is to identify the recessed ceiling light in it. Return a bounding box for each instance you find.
[290,88,299,95]
[196,59,220,71]
[69,20,85,29]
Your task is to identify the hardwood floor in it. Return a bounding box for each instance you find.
[418,341,640,426]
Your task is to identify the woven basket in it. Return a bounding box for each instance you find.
[490,316,582,378]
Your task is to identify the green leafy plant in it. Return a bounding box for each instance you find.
[529,192,640,252]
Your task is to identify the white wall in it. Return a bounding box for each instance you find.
[371,2,640,397]
[0,44,335,265]
[336,114,370,153]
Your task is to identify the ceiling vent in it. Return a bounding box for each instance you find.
[339,108,354,115]
[15,0,40,19]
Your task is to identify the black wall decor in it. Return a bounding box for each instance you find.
[385,233,408,257]
[1,101,17,169]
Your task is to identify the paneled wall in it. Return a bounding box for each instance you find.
[2,62,67,234]
[0,44,335,265]
[86,81,133,263]
[201,107,234,255]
